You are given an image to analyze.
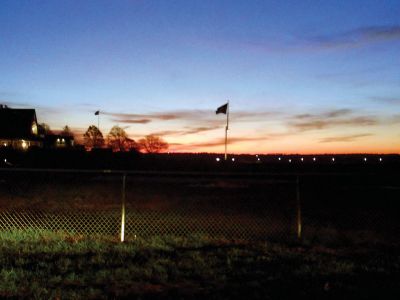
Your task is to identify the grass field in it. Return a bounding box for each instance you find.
[0,230,399,299]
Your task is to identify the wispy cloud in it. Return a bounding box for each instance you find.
[150,125,222,137]
[110,118,152,124]
[102,109,279,126]
[319,133,373,143]
[287,109,377,132]
[370,96,400,104]
[386,114,400,124]
[308,25,400,49]
[101,110,207,123]
[175,136,265,150]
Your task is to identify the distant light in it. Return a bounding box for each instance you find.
[288,159,292,163]
[57,138,60,143]
[21,140,28,149]
[278,157,281,161]
[216,157,220,162]
[300,157,304,162]
[313,157,316,161]
[379,157,383,162]
[231,158,235,162]
[257,158,260,161]
[364,157,367,162]
[3,159,6,163]
[3,143,6,147]
[332,157,335,162]
[256,154,258,157]
[62,138,65,143]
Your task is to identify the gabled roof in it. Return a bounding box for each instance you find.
[0,107,38,139]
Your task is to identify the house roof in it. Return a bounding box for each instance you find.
[0,107,38,139]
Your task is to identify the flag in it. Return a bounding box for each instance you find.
[216,103,228,114]
[94,110,100,115]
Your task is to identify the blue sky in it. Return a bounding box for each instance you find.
[1,0,400,153]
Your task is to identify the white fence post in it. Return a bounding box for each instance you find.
[120,173,126,242]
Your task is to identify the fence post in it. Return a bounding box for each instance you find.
[120,173,126,242]
[296,175,302,241]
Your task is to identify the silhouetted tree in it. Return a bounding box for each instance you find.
[138,134,169,153]
[124,138,140,152]
[83,125,104,150]
[107,126,129,152]
[61,125,74,137]
[39,123,53,135]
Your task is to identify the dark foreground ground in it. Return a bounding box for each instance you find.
[0,230,399,300]
[0,156,399,299]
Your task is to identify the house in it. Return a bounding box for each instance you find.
[0,105,43,150]
[44,134,75,148]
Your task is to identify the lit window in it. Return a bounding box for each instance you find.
[31,122,38,135]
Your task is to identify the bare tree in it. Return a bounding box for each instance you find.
[138,134,169,153]
[39,123,53,135]
[124,138,140,152]
[61,125,74,137]
[107,125,129,152]
[83,125,104,149]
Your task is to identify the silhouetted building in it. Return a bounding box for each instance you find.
[0,105,42,149]
[44,134,75,148]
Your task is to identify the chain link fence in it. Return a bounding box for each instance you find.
[0,168,399,243]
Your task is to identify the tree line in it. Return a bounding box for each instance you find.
[84,125,168,153]
[41,123,169,153]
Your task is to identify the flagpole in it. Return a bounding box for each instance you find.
[225,101,229,161]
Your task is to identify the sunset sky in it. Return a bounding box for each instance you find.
[1,0,399,154]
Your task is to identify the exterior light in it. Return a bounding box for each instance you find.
[62,138,65,143]
[21,140,28,149]
[300,157,304,162]
[216,157,220,162]
[57,138,60,143]
[379,157,383,162]
[332,157,335,162]
[313,157,316,161]
[231,158,235,162]
[364,157,367,162]
[278,157,281,161]
[3,159,6,163]
[257,158,260,161]
[31,122,38,135]
[288,159,292,163]
[3,143,6,147]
